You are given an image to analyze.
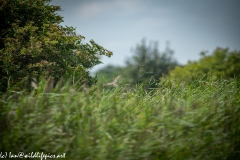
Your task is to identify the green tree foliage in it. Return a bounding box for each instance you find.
[126,39,178,89]
[164,47,240,84]
[0,0,112,93]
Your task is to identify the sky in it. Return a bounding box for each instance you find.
[50,0,240,73]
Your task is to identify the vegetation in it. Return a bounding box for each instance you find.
[164,48,240,84]
[126,39,177,89]
[1,78,239,159]
[1,0,239,159]
[0,0,112,93]
[96,39,178,90]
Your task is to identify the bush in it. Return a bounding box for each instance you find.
[163,48,240,84]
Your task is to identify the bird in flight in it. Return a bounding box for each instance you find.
[103,75,122,87]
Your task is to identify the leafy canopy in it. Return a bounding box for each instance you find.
[0,0,112,92]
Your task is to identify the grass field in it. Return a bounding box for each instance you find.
[0,79,239,160]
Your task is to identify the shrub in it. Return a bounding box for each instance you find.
[163,48,240,84]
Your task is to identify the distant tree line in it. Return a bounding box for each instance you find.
[97,41,240,89]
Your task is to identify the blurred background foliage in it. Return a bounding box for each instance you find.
[96,39,178,90]
[162,48,240,84]
[96,42,240,89]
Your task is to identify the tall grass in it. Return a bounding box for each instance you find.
[0,79,239,159]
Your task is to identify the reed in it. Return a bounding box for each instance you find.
[1,78,239,159]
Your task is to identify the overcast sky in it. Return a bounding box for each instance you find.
[50,0,240,73]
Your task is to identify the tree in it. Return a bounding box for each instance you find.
[0,0,112,93]
[163,47,240,84]
[126,39,178,89]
